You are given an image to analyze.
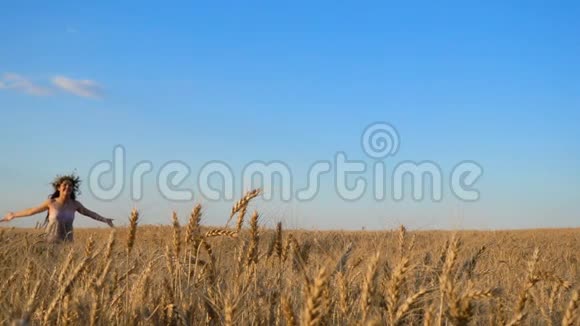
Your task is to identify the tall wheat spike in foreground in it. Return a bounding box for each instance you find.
[225,188,261,229]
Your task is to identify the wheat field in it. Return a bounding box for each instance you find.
[0,192,578,325]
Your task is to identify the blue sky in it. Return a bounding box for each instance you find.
[1,1,579,230]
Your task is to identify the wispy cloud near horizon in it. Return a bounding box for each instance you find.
[0,73,104,99]
[52,76,104,98]
[0,73,51,96]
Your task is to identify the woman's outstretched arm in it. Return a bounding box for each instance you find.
[76,201,114,227]
[1,200,50,222]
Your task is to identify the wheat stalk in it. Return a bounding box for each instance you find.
[387,256,410,324]
[172,211,181,258]
[228,189,260,230]
[393,288,431,325]
[398,225,406,258]
[230,189,261,218]
[185,204,202,245]
[361,251,380,321]
[204,229,238,238]
[245,211,260,267]
[437,234,460,326]
[562,289,579,326]
[506,248,541,326]
[126,208,139,254]
[303,267,329,326]
[282,296,297,326]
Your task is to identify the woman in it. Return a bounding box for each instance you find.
[1,174,114,243]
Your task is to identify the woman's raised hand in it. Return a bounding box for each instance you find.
[1,212,15,222]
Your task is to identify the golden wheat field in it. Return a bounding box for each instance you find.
[1,194,578,325]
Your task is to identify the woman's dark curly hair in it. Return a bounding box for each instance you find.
[50,174,81,200]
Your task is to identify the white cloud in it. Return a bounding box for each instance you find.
[51,75,103,98]
[0,73,104,99]
[0,73,51,96]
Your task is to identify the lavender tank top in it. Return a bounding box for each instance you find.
[45,200,76,243]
